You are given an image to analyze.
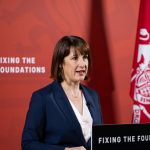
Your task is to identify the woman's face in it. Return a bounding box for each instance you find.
[62,48,89,83]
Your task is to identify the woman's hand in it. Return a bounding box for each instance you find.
[65,146,86,150]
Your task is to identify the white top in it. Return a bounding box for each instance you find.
[69,94,93,142]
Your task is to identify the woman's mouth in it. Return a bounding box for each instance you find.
[76,70,86,75]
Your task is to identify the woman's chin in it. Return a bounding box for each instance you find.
[75,77,85,82]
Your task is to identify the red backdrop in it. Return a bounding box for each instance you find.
[0,0,140,149]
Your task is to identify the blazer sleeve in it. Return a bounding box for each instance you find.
[21,92,65,150]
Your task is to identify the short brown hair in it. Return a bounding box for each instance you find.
[50,35,91,82]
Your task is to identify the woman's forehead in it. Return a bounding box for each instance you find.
[69,47,88,55]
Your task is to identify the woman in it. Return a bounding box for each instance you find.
[21,35,103,150]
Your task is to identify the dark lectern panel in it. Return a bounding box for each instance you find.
[92,123,150,149]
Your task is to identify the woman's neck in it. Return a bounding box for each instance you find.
[61,80,81,98]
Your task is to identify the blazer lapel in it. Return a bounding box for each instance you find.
[81,85,97,125]
[51,80,86,144]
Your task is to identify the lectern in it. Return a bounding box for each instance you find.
[92,123,150,149]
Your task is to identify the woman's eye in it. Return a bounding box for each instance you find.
[72,56,78,60]
[83,55,88,59]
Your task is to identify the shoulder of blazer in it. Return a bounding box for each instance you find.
[29,80,61,110]
[30,80,65,104]
[32,80,58,96]
[80,84,99,98]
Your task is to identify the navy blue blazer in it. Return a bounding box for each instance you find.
[21,80,103,150]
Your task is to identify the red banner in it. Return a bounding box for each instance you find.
[130,0,150,123]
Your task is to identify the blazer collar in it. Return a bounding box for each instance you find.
[81,85,98,125]
[51,80,86,144]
